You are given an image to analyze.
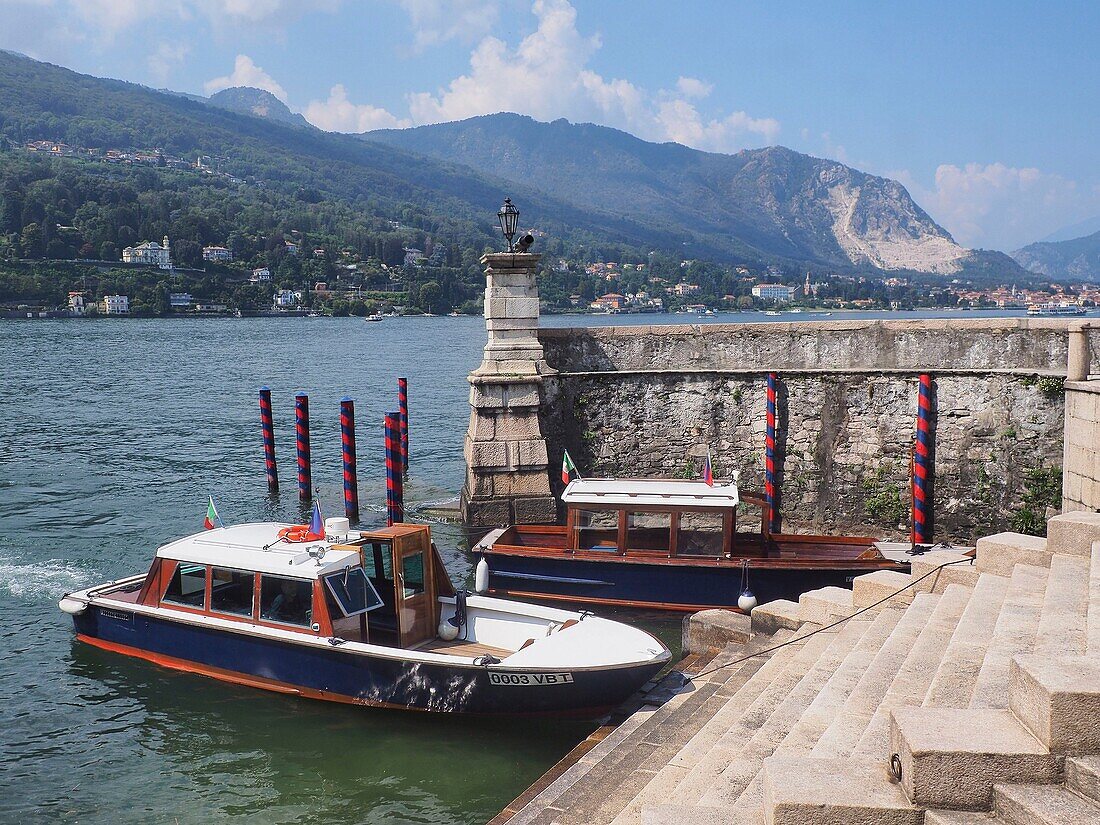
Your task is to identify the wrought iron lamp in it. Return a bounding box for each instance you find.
[497,197,519,251]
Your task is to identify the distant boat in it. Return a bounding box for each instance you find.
[764,310,782,316]
[1027,302,1087,317]
[365,313,384,322]
[306,311,322,318]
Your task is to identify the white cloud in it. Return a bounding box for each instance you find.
[675,76,713,99]
[148,42,191,84]
[397,0,779,152]
[893,163,1100,250]
[397,0,501,50]
[304,84,411,132]
[204,54,288,101]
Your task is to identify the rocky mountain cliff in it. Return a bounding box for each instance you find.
[364,114,982,275]
[1012,230,1100,279]
[207,86,311,128]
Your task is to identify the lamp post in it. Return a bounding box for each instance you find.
[497,197,519,251]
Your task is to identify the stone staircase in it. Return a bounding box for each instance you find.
[500,510,1100,825]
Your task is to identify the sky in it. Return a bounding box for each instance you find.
[1,0,1097,252]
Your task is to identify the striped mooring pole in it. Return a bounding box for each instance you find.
[912,373,933,545]
[765,372,779,534]
[398,377,409,474]
[384,412,404,526]
[295,392,311,502]
[259,386,278,494]
[340,397,359,523]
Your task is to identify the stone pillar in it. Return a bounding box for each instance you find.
[461,252,557,528]
[1067,323,1092,381]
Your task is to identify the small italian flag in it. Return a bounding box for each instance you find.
[203,496,223,530]
[561,449,579,485]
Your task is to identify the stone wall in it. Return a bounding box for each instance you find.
[533,319,1100,542]
[1063,381,1100,512]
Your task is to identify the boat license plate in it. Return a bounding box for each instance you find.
[488,671,574,686]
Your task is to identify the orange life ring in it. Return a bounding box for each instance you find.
[278,525,324,543]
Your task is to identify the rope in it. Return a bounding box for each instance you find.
[689,555,975,681]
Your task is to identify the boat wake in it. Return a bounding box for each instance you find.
[0,556,98,600]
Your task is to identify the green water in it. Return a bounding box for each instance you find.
[0,316,687,824]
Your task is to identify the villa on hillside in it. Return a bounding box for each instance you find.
[122,236,172,269]
[752,283,799,302]
[202,245,232,262]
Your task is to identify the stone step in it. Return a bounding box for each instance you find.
[692,618,881,812]
[925,812,999,824]
[853,583,973,758]
[750,599,802,636]
[508,643,765,825]
[1066,755,1100,805]
[853,570,915,610]
[994,782,1100,825]
[924,572,1011,708]
[1009,654,1100,754]
[798,586,854,624]
[1089,543,1100,654]
[911,550,980,594]
[608,632,801,824]
[663,629,839,806]
[811,592,941,758]
[1034,554,1090,656]
[970,564,1050,710]
[889,706,1060,810]
[721,608,909,825]
[1045,511,1100,558]
[639,804,735,825]
[760,755,920,825]
[975,533,1051,577]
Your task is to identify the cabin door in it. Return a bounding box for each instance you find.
[394,532,436,648]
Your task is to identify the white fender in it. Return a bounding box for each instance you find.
[474,556,489,594]
[59,597,87,615]
[437,618,460,641]
[737,590,758,613]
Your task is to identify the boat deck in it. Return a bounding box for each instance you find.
[416,639,512,658]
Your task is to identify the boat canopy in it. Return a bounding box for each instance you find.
[561,477,740,509]
[155,522,362,579]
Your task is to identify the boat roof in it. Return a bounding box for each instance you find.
[561,477,740,509]
[155,523,364,579]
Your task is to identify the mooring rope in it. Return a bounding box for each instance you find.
[689,555,976,681]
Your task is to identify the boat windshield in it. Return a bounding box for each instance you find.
[324,567,384,617]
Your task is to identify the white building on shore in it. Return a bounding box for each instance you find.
[202,246,232,262]
[103,295,129,315]
[122,236,172,269]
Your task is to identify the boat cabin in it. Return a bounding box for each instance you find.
[125,522,453,649]
[563,478,747,558]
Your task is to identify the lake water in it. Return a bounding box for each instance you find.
[0,307,1072,823]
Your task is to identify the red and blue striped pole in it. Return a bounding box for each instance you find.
[384,412,404,525]
[398,377,409,475]
[912,373,933,545]
[765,372,779,535]
[259,386,278,494]
[340,396,359,523]
[295,392,311,502]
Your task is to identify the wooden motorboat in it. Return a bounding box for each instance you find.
[59,521,669,716]
[475,478,908,612]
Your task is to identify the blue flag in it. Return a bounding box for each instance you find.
[309,500,323,538]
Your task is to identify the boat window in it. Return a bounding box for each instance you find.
[625,512,671,553]
[678,511,725,556]
[162,563,207,608]
[401,552,424,598]
[573,509,619,551]
[209,568,255,617]
[324,567,384,617]
[259,576,313,627]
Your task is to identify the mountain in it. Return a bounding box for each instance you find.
[1040,216,1100,244]
[1012,230,1100,280]
[0,52,1031,278]
[207,86,312,129]
[363,113,1008,276]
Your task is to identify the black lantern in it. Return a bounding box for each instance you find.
[497,198,519,251]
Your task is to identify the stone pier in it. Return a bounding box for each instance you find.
[460,252,557,528]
